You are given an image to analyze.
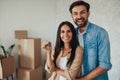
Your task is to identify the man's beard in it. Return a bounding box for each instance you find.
[74,18,88,29]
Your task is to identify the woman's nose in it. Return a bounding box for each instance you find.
[64,32,68,37]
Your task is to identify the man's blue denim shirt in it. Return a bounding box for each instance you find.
[76,22,112,80]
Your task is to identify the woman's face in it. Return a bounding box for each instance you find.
[60,24,73,44]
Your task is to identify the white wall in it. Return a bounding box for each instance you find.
[0,0,57,79]
[0,0,57,43]
[0,0,120,80]
[0,0,56,64]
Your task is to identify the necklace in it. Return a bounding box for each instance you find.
[62,48,71,57]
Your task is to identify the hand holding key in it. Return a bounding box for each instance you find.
[41,40,52,53]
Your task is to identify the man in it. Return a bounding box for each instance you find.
[69,0,112,80]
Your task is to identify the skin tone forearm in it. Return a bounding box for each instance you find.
[55,68,67,78]
[46,53,67,78]
[42,41,67,78]
[42,41,53,68]
[76,66,108,80]
[46,50,52,68]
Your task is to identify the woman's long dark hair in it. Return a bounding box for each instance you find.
[53,21,79,67]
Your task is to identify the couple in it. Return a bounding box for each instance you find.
[42,1,112,80]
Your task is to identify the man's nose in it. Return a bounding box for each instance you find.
[77,14,82,18]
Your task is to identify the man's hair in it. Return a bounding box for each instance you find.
[69,0,90,13]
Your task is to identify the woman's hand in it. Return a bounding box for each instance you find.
[42,41,53,72]
[42,40,52,53]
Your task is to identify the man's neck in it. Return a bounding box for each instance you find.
[79,27,86,33]
[79,22,88,33]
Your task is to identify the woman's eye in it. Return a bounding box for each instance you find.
[67,30,71,33]
[61,30,64,33]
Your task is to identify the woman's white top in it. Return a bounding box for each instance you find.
[59,56,67,80]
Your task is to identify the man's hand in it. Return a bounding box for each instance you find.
[75,77,93,80]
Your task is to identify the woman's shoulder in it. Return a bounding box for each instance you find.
[75,46,83,55]
[76,46,83,51]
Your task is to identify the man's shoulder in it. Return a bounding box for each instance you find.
[88,22,107,33]
[88,22,109,39]
[89,22,102,29]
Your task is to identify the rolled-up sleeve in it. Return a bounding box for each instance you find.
[64,46,83,80]
[45,62,55,73]
[45,49,55,74]
[98,29,112,69]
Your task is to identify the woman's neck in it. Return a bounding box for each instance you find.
[62,44,71,57]
[64,43,70,50]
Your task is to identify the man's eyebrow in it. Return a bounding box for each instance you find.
[81,10,87,12]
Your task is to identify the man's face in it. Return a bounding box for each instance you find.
[71,5,90,29]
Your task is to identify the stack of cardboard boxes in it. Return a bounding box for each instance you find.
[15,30,42,80]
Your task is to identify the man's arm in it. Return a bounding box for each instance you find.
[78,29,111,80]
[76,66,108,80]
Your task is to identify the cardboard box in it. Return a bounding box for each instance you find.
[17,66,42,80]
[15,30,28,39]
[18,38,41,69]
[0,56,15,79]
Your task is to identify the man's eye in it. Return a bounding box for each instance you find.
[73,12,78,15]
[80,11,86,14]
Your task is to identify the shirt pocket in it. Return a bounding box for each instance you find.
[87,42,97,56]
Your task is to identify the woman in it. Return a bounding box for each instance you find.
[42,21,83,80]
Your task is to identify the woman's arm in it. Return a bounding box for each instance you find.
[42,41,55,73]
[55,46,83,80]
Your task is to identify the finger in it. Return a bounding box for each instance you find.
[41,41,50,48]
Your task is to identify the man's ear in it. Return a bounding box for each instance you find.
[88,11,90,17]
[71,14,73,19]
